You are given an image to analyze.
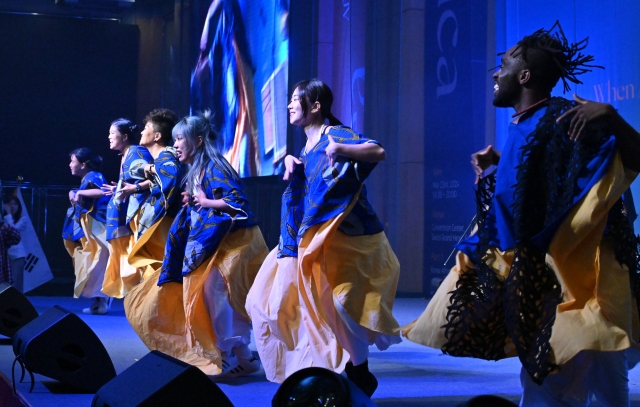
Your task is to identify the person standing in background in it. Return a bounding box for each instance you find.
[4,195,26,292]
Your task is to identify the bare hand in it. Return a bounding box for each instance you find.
[143,164,155,180]
[72,190,83,204]
[101,182,117,196]
[471,145,500,184]
[181,191,191,208]
[193,185,208,210]
[556,94,616,141]
[325,136,341,167]
[3,203,14,215]
[283,155,302,181]
[116,182,137,200]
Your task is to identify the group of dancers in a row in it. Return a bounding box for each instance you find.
[63,20,640,403]
[62,78,399,396]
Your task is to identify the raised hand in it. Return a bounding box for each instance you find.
[283,155,302,181]
[471,145,500,184]
[556,94,616,141]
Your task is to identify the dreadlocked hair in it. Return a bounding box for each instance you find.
[509,20,603,93]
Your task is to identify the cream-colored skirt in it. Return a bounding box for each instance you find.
[64,214,109,299]
[246,211,401,383]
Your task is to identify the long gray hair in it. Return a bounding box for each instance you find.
[172,110,239,189]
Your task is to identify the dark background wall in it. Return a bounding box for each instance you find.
[0,13,139,185]
[0,0,437,297]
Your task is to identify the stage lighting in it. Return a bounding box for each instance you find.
[272,367,376,407]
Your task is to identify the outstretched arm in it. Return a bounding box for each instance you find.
[557,94,640,172]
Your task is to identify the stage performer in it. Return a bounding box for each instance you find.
[128,108,181,278]
[101,119,153,299]
[402,22,640,406]
[125,111,267,378]
[62,148,111,314]
[245,79,401,397]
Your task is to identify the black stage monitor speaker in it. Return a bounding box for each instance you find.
[272,367,376,407]
[0,282,38,338]
[12,305,116,392]
[92,350,235,407]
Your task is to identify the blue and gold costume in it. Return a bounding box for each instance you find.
[125,159,267,374]
[403,98,640,385]
[62,171,111,298]
[247,126,401,383]
[128,147,184,278]
[102,145,153,298]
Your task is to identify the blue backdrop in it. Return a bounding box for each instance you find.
[423,0,489,294]
[424,0,640,293]
[494,0,640,231]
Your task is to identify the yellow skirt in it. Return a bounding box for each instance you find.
[129,215,174,281]
[247,211,401,383]
[124,226,268,375]
[102,213,142,298]
[403,152,640,367]
[63,214,109,299]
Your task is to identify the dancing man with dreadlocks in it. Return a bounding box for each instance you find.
[402,22,640,405]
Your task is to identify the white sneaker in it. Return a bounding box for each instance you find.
[214,353,261,379]
[82,297,111,315]
[234,355,261,376]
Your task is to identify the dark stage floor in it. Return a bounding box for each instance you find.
[1,296,638,406]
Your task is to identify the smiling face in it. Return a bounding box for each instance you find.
[69,154,87,177]
[492,45,525,108]
[287,88,307,126]
[140,121,158,148]
[108,125,127,151]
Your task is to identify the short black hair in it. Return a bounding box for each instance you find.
[144,108,179,146]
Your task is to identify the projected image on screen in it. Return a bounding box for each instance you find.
[191,0,289,177]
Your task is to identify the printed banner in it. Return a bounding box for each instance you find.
[423,1,489,294]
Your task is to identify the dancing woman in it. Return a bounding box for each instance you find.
[101,119,153,299]
[125,111,268,377]
[62,148,111,314]
[246,79,401,397]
